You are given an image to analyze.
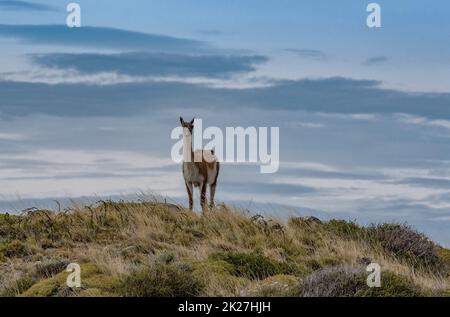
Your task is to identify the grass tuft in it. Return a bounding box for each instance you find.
[120,262,203,297]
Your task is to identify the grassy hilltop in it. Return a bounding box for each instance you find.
[0,200,449,297]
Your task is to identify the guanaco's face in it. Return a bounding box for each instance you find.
[180,117,194,134]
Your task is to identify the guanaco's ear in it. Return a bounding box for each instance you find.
[190,118,195,125]
[180,117,184,124]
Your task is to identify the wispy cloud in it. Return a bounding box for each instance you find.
[0,65,273,89]
[31,52,268,78]
[0,24,207,52]
[285,48,327,60]
[273,165,450,210]
[1,77,450,119]
[0,0,56,11]
[0,149,178,199]
[283,161,338,173]
[395,114,450,131]
[363,56,388,66]
[316,113,380,121]
[0,132,29,140]
[295,122,326,129]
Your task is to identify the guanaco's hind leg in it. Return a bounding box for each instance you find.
[209,183,216,208]
[200,182,207,213]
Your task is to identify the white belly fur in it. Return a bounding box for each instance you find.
[183,163,204,186]
[183,163,217,186]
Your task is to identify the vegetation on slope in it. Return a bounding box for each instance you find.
[0,200,449,297]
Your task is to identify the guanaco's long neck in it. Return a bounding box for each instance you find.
[182,128,194,162]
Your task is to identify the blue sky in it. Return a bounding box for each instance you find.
[0,0,449,245]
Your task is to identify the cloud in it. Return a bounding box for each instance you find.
[0,24,207,52]
[273,176,446,202]
[30,52,268,78]
[242,78,450,119]
[0,67,273,88]
[221,181,316,197]
[316,113,380,121]
[0,0,55,11]
[392,177,450,189]
[0,68,154,86]
[0,132,29,140]
[272,162,450,213]
[0,149,177,180]
[295,122,326,129]
[1,77,450,119]
[283,161,338,173]
[363,56,388,66]
[395,114,450,131]
[0,147,183,201]
[432,216,450,221]
[285,49,327,59]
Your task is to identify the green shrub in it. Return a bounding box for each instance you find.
[364,271,422,297]
[39,238,56,249]
[212,252,299,280]
[157,252,175,264]
[366,224,446,273]
[323,219,364,240]
[299,265,422,297]
[120,262,203,297]
[438,248,450,268]
[23,263,120,297]
[1,240,30,258]
[0,214,23,242]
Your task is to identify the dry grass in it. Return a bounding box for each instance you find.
[0,199,448,297]
[319,238,448,292]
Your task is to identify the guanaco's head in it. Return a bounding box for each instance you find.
[180,117,194,135]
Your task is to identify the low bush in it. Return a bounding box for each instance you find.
[300,265,366,297]
[120,262,204,297]
[1,240,31,258]
[364,271,422,297]
[366,224,446,273]
[23,263,120,297]
[322,219,364,240]
[212,252,300,280]
[0,214,22,242]
[437,247,450,268]
[299,265,422,297]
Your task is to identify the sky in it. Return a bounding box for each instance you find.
[0,0,449,245]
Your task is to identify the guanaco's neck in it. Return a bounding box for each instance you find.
[182,127,194,162]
